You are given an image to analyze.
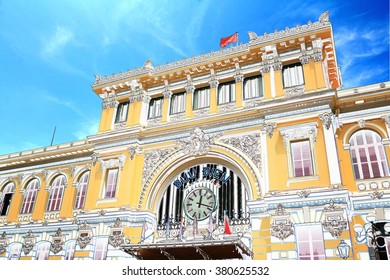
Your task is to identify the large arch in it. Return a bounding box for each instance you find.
[143,144,261,214]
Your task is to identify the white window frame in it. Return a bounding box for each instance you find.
[8,243,22,260]
[97,155,125,203]
[104,168,119,198]
[170,92,186,114]
[0,182,15,216]
[279,122,318,180]
[35,242,50,260]
[64,240,76,260]
[20,179,40,214]
[46,175,66,212]
[148,97,163,119]
[295,223,325,260]
[93,237,108,260]
[193,87,210,110]
[74,171,90,209]
[243,75,263,99]
[114,101,129,123]
[218,81,236,105]
[291,140,314,177]
[283,63,304,88]
[349,129,390,180]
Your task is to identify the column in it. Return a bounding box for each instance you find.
[185,82,194,119]
[273,62,284,98]
[209,70,219,114]
[128,93,144,126]
[261,65,272,100]
[319,112,342,186]
[234,64,243,108]
[139,95,151,126]
[300,55,316,91]
[161,90,171,123]
[98,91,118,132]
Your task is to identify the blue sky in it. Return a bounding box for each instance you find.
[0,0,389,155]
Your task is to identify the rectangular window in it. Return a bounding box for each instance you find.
[36,243,50,260]
[0,193,13,216]
[243,75,263,99]
[296,224,325,260]
[193,87,210,110]
[93,237,108,260]
[291,140,314,177]
[65,241,76,260]
[283,63,304,88]
[115,101,129,123]
[105,168,118,198]
[218,81,236,104]
[170,92,185,114]
[148,97,163,119]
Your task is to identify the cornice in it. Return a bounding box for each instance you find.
[91,12,331,89]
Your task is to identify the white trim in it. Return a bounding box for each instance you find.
[322,122,342,185]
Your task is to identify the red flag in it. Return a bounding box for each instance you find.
[220,32,238,48]
[224,214,232,234]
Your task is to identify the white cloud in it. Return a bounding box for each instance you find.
[41,26,74,57]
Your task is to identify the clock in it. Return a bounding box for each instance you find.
[183,187,217,221]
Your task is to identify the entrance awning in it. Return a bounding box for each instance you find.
[121,239,253,260]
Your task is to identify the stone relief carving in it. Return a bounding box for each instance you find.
[221,134,261,172]
[262,122,277,138]
[176,127,222,156]
[319,112,334,130]
[50,228,65,254]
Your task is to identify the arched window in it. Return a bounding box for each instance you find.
[7,243,22,260]
[64,240,76,260]
[35,241,50,260]
[349,130,389,179]
[0,182,15,216]
[74,171,90,209]
[46,175,66,212]
[20,179,40,214]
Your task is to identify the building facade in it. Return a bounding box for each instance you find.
[0,11,389,260]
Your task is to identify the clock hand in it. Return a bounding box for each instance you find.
[196,196,203,208]
[199,203,213,210]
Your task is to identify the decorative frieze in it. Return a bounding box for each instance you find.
[218,103,235,113]
[194,108,209,118]
[129,94,144,103]
[176,127,222,156]
[108,218,125,248]
[221,134,261,171]
[147,116,162,126]
[102,92,118,109]
[169,112,185,122]
[284,85,305,97]
[77,222,93,249]
[279,122,318,147]
[128,146,142,160]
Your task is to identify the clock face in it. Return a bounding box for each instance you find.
[184,188,216,221]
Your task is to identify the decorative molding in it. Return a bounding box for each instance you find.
[221,134,261,171]
[243,98,262,108]
[176,127,222,156]
[91,153,99,166]
[382,115,390,128]
[69,166,76,178]
[76,222,93,249]
[284,85,305,97]
[312,51,322,62]
[262,122,277,138]
[102,93,118,109]
[272,61,283,71]
[22,230,35,255]
[50,228,65,254]
[185,75,195,94]
[208,69,219,88]
[279,123,318,147]
[128,146,142,160]
[147,117,162,126]
[357,119,366,128]
[142,95,151,104]
[169,112,185,122]
[98,154,126,171]
[322,200,347,238]
[108,218,125,248]
[270,204,294,240]
[218,103,235,113]
[369,190,384,199]
[297,190,311,198]
[129,94,144,103]
[194,108,209,118]
[17,173,25,185]
[319,112,334,130]
[0,232,8,255]
[114,122,126,130]
[299,55,310,65]
[260,64,271,74]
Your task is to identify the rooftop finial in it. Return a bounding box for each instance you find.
[319,11,330,23]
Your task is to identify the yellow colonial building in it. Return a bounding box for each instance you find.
[0,11,389,260]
